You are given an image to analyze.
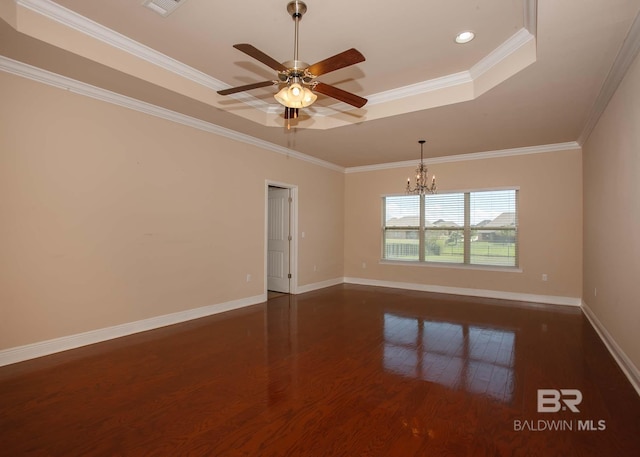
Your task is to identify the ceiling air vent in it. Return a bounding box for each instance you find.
[143,0,189,17]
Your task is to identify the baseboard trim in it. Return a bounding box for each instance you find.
[581,301,640,397]
[296,277,344,294]
[343,277,582,307]
[0,293,266,368]
[0,280,595,368]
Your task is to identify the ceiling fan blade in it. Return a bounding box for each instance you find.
[307,48,365,77]
[314,82,367,108]
[233,43,288,72]
[217,80,275,96]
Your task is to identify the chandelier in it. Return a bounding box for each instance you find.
[406,140,437,195]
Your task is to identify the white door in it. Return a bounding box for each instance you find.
[267,187,291,293]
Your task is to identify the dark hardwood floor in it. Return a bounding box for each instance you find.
[1,284,639,456]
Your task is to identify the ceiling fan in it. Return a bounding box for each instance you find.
[217,0,367,120]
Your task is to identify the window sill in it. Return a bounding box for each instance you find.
[379,259,522,273]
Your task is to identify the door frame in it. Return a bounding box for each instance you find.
[265,180,298,295]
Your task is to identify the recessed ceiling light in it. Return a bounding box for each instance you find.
[455,31,475,44]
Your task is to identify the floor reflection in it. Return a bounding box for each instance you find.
[266,295,299,405]
[5,284,639,456]
[383,313,515,402]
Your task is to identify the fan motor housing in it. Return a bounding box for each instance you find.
[282,60,310,72]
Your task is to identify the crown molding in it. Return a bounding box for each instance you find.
[1,55,578,176]
[367,71,473,106]
[280,26,533,116]
[16,0,226,92]
[578,8,640,145]
[12,0,275,115]
[0,55,344,173]
[344,141,581,174]
[469,28,534,79]
[15,0,537,125]
[316,27,534,112]
[524,0,537,37]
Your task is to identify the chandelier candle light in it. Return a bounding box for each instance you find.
[406,140,437,195]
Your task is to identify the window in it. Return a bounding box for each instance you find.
[382,189,518,267]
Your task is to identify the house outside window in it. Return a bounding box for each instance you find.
[382,189,518,267]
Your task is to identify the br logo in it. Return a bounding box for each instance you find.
[537,389,582,413]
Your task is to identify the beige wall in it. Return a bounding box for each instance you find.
[0,71,344,349]
[583,51,640,373]
[344,150,583,299]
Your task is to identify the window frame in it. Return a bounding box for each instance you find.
[381,187,519,269]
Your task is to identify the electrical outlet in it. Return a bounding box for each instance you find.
[246,274,251,282]
[313,265,317,272]
[362,262,367,269]
[542,274,548,281]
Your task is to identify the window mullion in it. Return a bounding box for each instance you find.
[381,197,387,259]
[464,192,470,264]
[515,190,519,267]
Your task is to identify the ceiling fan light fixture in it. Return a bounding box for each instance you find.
[455,31,475,44]
[274,84,317,108]
[218,1,366,114]
[301,87,317,105]
[288,82,304,100]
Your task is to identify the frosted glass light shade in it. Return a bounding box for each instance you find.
[275,83,317,108]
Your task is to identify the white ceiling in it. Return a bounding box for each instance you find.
[1,0,640,167]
